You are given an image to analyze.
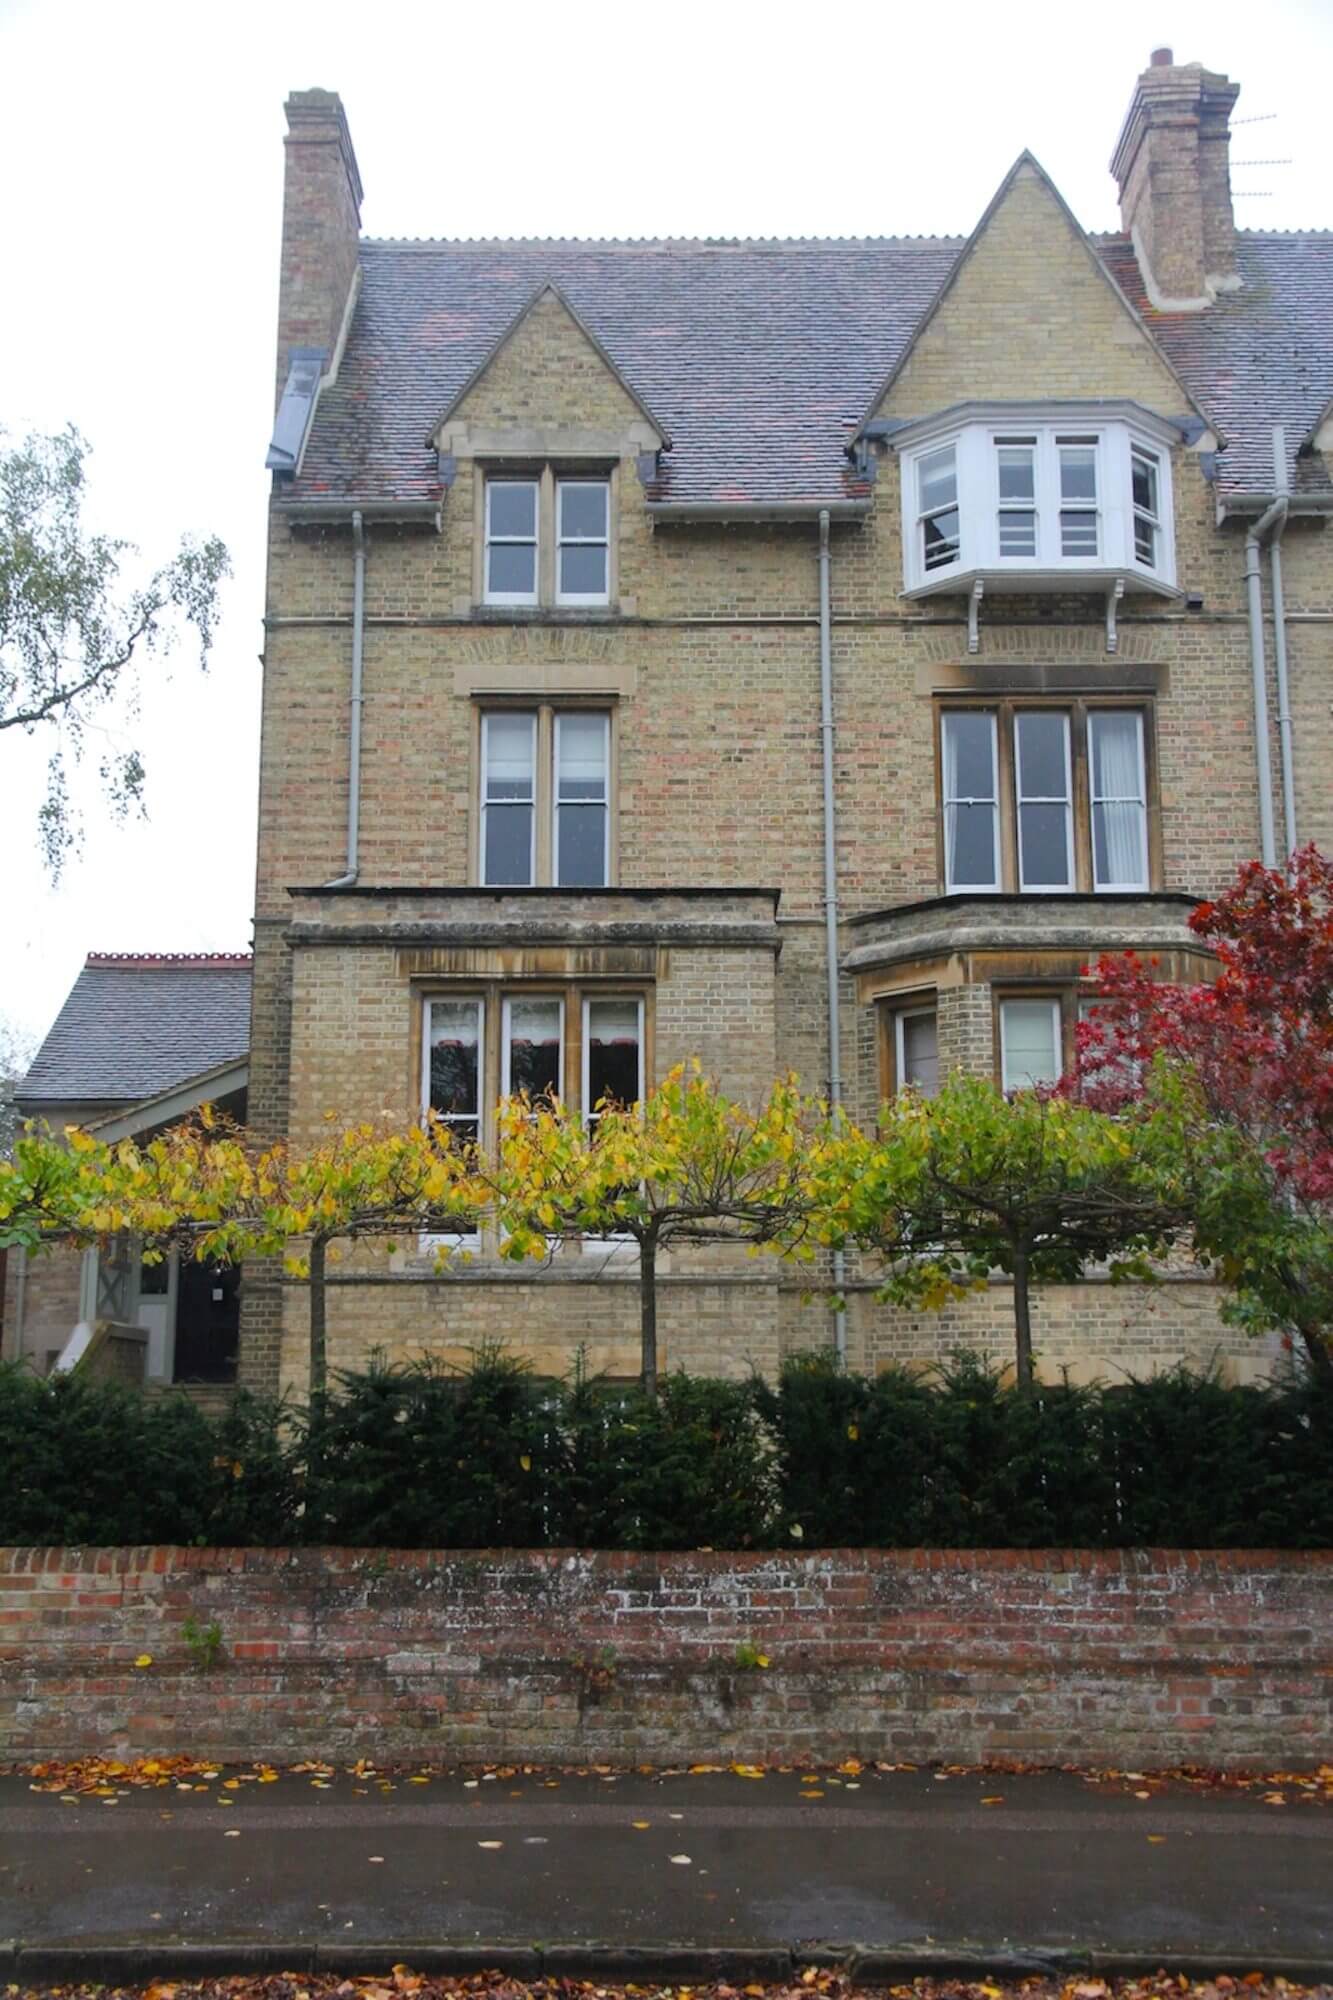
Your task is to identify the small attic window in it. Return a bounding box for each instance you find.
[484,480,539,605]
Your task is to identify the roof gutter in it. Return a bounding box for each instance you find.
[817,507,847,1365]
[647,499,870,524]
[275,499,443,528]
[325,509,367,890]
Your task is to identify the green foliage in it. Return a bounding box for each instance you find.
[181,1613,223,1669]
[0,424,230,873]
[557,1373,776,1551]
[3,1348,1330,1551]
[305,1347,558,1548]
[0,1363,297,1546]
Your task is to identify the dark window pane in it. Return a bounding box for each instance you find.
[1134,517,1157,565]
[507,1000,561,1101]
[560,482,607,538]
[429,1006,480,1120]
[557,803,607,885]
[589,1039,640,1111]
[923,508,960,568]
[559,544,607,596]
[944,712,995,799]
[484,803,533,884]
[489,482,536,537]
[1020,801,1071,886]
[948,803,996,886]
[488,542,536,596]
[1017,712,1067,797]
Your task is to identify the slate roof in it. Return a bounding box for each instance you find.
[19,956,252,1110]
[289,229,1333,511]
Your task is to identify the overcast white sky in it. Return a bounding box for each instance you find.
[0,0,1328,1045]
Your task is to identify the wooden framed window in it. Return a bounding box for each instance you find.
[895,1006,940,1096]
[483,479,539,605]
[502,995,564,1103]
[556,480,610,605]
[482,469,612,609]
[938,699,1155,896]
[998,995,1063,1093]
[478,705,613,887]
[941,710,1001,892]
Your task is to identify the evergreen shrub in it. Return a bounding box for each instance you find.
[2,1347,1330,1550]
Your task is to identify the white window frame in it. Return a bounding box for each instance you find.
[895,1005,940,1097]
[421,995,485,1251]
[1014,709,1075,894]
[916,443,961,576]
[1055,435,1101,561]
[941,709,1001,894]
[898,406,1177,593]
[995,437,1038,559]
[555,478,611,607]
[999,997,1064,1095]
[553,710,610,888]
[1131,445,1163,570]
[483,478,539,606]
[1088,708,1149,892]
[480,710,537,888]
[581,994,645,1255]
[501,994,565,1104]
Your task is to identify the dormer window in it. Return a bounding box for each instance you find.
[896,403,1181,620]
[483,471,612,609]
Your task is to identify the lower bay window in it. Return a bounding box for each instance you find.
[940,701,1152,895]
[996,990,1124,1094]
[480,705,611,887]
[423,988,646,1252]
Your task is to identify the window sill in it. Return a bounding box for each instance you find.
[473,603,621,623]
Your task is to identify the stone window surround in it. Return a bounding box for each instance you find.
[473,460,621,612]
[415,982,651,1260]
[934,694,1162,898]
[470,697,619,889]
[416,980,655,1154]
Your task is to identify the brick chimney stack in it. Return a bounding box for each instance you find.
[1110,49,1241,311]
[275,90,363,405]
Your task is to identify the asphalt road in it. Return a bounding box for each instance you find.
[2,1768,1330,1969]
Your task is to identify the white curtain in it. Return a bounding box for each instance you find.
[1091,713,1146,887]
[485,713,534,797]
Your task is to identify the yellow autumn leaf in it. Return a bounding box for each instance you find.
[134,1654,153,1669]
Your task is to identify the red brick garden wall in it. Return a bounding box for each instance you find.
[2,1547,1330,1768]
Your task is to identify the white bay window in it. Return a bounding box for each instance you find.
[898,405,1180,620]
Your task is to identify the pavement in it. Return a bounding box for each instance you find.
[2,1767,1332,1984]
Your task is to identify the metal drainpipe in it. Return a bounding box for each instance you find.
[818,509,848,1363]
[12,1246,27,1363]
[1267,426,1298,858]
[325,508,366,888]
[1244,491,1285,871]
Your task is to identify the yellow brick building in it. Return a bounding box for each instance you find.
[241,50,1332,1395]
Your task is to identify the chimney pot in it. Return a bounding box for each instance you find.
[1150,46,1174,65]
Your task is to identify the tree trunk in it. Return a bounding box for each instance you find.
[1297,1321,1333,1382]
[308,1234,328,1405]
[1011,1246,1035,1395]
[639,1231,658,1400]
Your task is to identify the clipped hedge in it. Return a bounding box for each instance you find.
[2,1349,1331,1549]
